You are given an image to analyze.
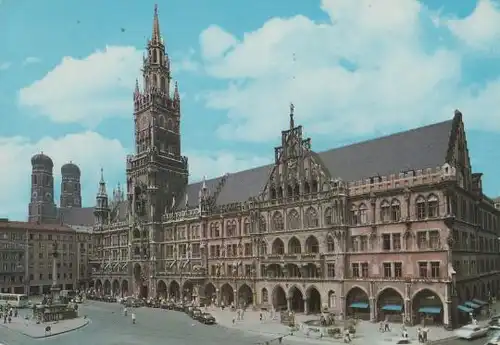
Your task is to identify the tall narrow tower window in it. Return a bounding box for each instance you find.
[153,50,158,63]
[160,77,166,92]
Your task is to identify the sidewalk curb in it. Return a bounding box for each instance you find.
[1,318,90,339]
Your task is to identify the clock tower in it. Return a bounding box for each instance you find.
[126,4,189,298]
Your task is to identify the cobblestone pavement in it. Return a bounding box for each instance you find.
[209,308,461,344]
[0,302,272,345]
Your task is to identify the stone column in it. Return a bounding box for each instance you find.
[370,297,376,322]
[287,297,292,311]
[303,298,309,314]
[404,298,411,325]
[50,241,61,301]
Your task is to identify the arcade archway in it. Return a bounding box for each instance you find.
[238,284,253,307]
[307,286,322,314]
[346,287,370,320]
[121,280,128,296]
[412,289,443,325]
[169,280,180,300]
[204,282,216,304]
[112,280,119,295]
[289,286,304,312]
[272,285,287,310]
[183,281,194,301]
[104,280,111,295]
[95,279,102,292]
[377,288,404,322]
[157,280,167,299]
[220,283,234,306]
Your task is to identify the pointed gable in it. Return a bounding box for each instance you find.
[178,115,454,209]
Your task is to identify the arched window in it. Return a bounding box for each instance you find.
[272,212,284,231]
[287,210,300,230]
[380,200,390,222]
[270,188,276,200]
[324,207,333,226]
[327,236,335,252]
[416,196,426,220]
[260,241,267,255]
[305,207,319,228]
[226,220,236,237]
[243,218,251,234]
[359,204,368,224]
[287,185,293,198]
[160,76,166,92]
[428,194,439,218]
[391,199,401,221]
[350,205,359,225]
[304,182,310,195]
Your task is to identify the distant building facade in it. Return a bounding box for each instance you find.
[15,5,500,330]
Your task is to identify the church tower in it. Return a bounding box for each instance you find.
[29,153,57,224]
[60,162,82,208]
[127,4,188,221]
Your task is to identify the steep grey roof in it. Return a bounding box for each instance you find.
[58,207,94,226]
[179,119,453,208]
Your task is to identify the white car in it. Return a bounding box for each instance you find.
[455,324,488,339]
[485,331,500,345]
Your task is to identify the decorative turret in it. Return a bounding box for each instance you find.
[29,152,57,224]
[60,161,82,208]
[94,168,110,226]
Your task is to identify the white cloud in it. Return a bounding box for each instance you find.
[18,46,143,127]
[0,62,10,70]
[199,25,238,60]
[23,57,41,65]
[198,0,500,142]
[186,150,271,182]
[446,0,500,53]
[0,132,128,221]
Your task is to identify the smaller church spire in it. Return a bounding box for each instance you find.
[98,168,107,196]
[151,4,161,44]
[289,102,295,129]
[134,78,140,96]
[174,81,180,100]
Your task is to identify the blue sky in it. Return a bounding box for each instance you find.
[1,0,500,221]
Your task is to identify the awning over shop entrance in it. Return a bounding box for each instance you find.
[464,301,481,309]
[350,302,369,309]
[418,307,442,314]
[457,305,473,313]
[381,305,402,311]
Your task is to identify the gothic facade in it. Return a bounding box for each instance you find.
[81,6,500,330]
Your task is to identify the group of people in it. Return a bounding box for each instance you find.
[0,305,17,324]
[123,306,136,324]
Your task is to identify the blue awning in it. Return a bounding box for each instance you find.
[381,304,403,311]
[349,302,369,309]
[464,301,481,309]
[418,307,442,314]
[472,299,488,306]
[458,305,473,313]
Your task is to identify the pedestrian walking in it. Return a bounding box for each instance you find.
[131,312,136,324]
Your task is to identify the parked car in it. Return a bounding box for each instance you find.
[190,308,202,319]
[454,324,488,340]
[199,312,216,325]
[173,303,184,311]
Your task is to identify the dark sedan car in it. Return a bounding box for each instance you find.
[199,312,216,325]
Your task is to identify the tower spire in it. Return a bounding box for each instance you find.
[98,168,107,196]
[151,4,161,44]
[289,103,295,129]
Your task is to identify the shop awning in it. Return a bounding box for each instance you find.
[458,305,473,313]
[381,305,402,311]
[418,307,442,314]
[349,302,369,309]
[472,299,488,306]
[464,301,481,309]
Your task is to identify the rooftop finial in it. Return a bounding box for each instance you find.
[100,167,104,182]
[151,4,161,44]
[290,103,295,129]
